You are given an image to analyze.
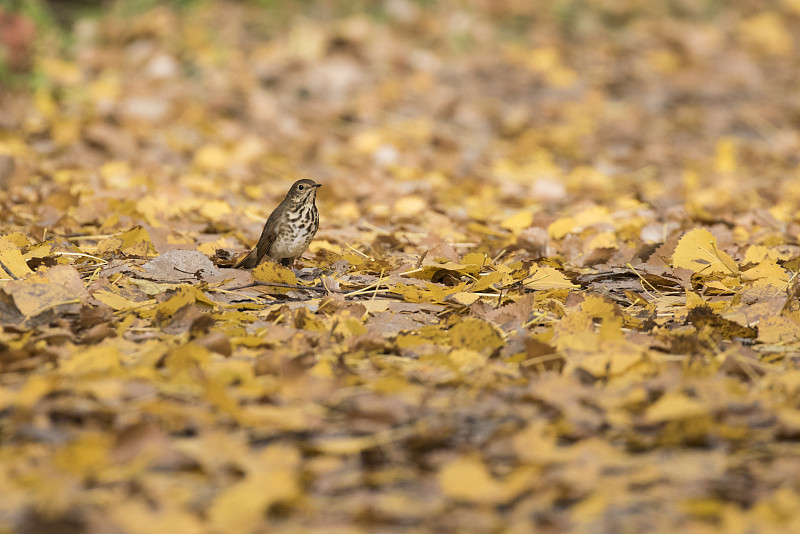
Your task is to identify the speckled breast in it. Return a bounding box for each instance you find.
[269,205,319,260]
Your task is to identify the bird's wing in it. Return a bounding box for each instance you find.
[253,212,280,265]
[233,205,282,269]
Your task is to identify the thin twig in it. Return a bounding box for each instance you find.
[345,279,388,297]
[64,235,113,241]
[627,262,661,298]
[209,287,272,303]
[346,243,374,260]
[54,251,108,264]
[254,281,336,292]
[363,268,386,319]
[251,280,407,301]
[415,250,428,269]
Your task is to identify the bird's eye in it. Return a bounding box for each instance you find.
[298,185,305,191]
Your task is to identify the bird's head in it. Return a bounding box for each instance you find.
[285,179,321,205]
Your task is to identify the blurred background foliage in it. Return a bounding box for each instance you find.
[0,0,740,85]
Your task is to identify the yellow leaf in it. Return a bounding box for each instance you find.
[312,434,392,455]
[13,375,57,409]
[524,266,577,290]
[100,161,132,185]
[682,497,726,518]
[152,286,207,321]
[0,237,33,278]
[573,205,612,228]
[111,502,205,534]
[445,291,481,306]
[60,345,122,375]
[253,261,297,287]
[686,290,705,309]
[461,252,489,266]
[777,408,800,433]
[204,376,239,414]
[555,331,597,353]
[577,347,643,377]
[500,210,534,234]
[672,228,738,275]
[128,279,179,296]
[585,231,618,251]
[393,282,466,303]
[646,393,708,423]
[757,316,800,344]
[331,201,360,221]
[739,12,793,56]
[51,117,81,147]
[164,343,211,375]
[394,195,427,217]
[449,318,505,353]
[34,87,57,118]
[546,66,577,88]
[193,144,229,171]
[199,200,232,221]
[352,129,383,153]
[471,271,511,292]
[580,294,619,318]
[40,58,82,84]
[236,405,308,431]
[293,307,328,332]
[54,433,112,476]
[337,316,368,337]
[96,226,157,257]
[208,445,299,534]
[0,232,29,247]
[512,420,567,464]
[230,135,266,164]
[525,46,561,72]
[647,49,681,73]
[448,348,487,373]
[402,262,480,281]
[741,260,789,288]
[93,289,146,311]
[438,455,507,504]
[548,217,575,239]
[395,324,450,348]
[714,138,737,173]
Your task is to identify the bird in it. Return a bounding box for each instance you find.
[234,178,321,269]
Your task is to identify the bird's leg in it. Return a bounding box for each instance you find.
[282,257,308,278]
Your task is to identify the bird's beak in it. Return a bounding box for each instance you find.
[313,184,322,189]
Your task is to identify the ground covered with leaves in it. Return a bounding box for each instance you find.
[2,0,800,532]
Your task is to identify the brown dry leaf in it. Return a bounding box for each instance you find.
[142,249,221,281]
[3,265,84,319]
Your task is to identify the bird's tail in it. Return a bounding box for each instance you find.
[233,248,258,269]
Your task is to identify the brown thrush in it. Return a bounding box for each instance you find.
[234,179,321,269]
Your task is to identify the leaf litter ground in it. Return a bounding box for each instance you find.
[2,1,800,533]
